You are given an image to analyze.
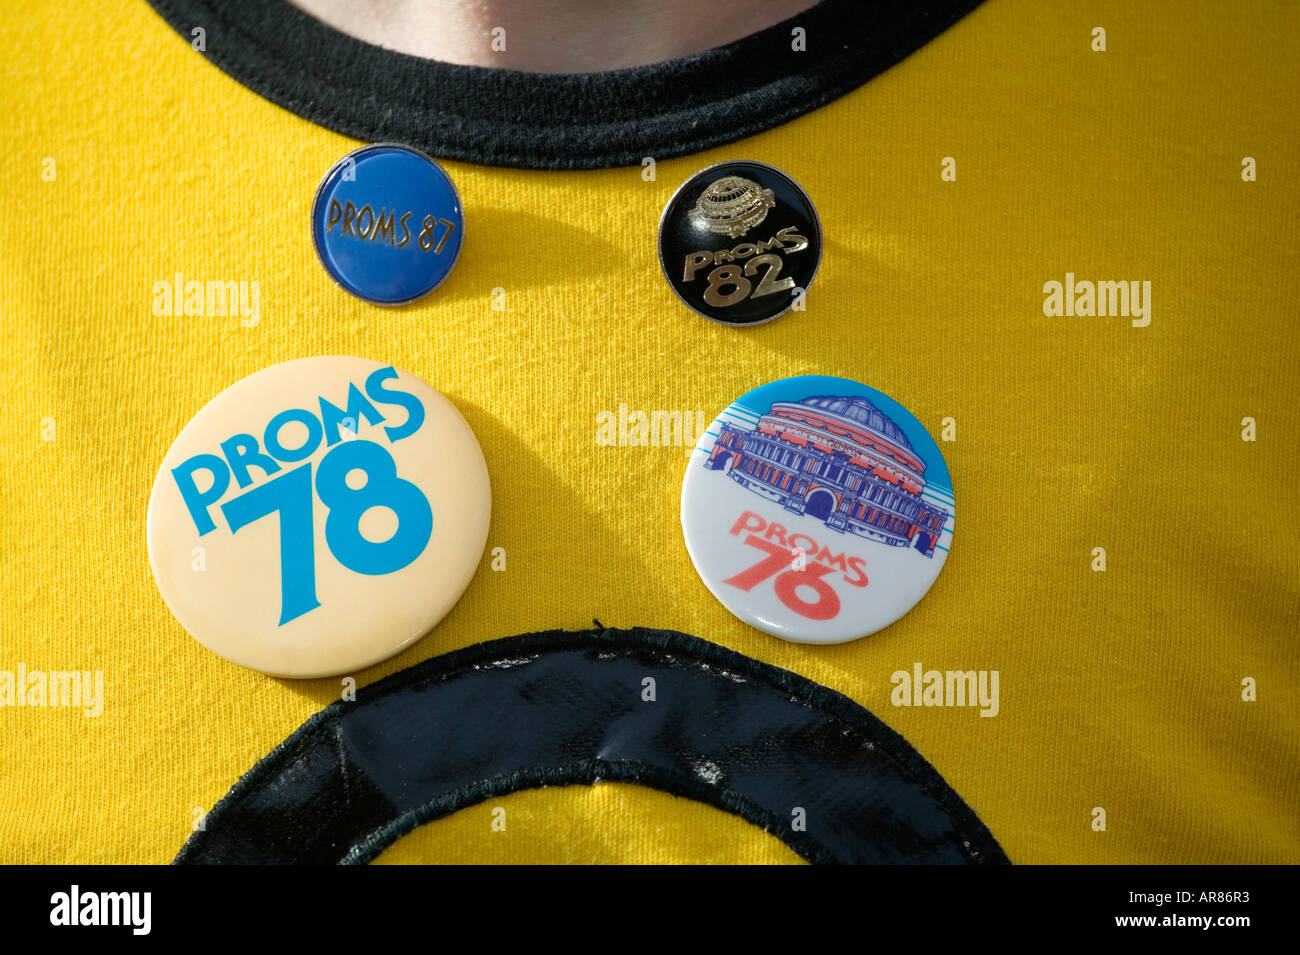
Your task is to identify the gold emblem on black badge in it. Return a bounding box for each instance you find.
[688,176,776,239]
[660,160,821,326]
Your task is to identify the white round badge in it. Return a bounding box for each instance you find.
[146,356,491,678]
[681,376,954,644]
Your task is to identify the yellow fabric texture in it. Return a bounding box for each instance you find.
[1,0,1297,865]
[372,784,803,865]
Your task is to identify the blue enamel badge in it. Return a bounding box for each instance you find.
[311,144,464,305]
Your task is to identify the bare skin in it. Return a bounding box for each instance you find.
[288,0,821,73]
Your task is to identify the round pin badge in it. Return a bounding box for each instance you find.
[658,160,821,326]
[311,143,464,305]
[681,376,953,644]
[146,357,491,678]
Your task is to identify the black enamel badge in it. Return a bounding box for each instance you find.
[659,161,821,326]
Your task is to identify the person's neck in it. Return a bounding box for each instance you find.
[288,0,820,73]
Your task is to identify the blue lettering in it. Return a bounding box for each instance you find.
[364,366,424,442]
[319,383,384,446]
[219,433,281,489]
[171,454,231,536]
[264,408,323,462]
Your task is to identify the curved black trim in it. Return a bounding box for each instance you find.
[175,627,1009,865]
[144,0,984,170]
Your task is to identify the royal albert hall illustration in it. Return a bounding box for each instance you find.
[705,395,949,557]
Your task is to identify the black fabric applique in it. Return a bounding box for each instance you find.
[175,627,1010,865]
[144,0,984,170]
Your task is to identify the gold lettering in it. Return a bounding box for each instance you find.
[371,208,396,245]
[775,226,808,253]
[682,251,713,282]
[355,203,375,239]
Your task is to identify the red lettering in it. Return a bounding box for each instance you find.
[723,534,789,592]
[729,511,767,538]
[788,533,818,554]
[843,556,869,588]
[774,561,840,620]
[724,535,845,621]
[815,546,849,573]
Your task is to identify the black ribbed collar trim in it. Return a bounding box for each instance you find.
[145,0,982,170]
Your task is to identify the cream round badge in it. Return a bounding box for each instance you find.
[658,160,821,326]
[681,376,953,644]
[146,357,491,678]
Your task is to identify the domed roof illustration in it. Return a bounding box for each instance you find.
[689,175,776,239]
[796,395,914,452]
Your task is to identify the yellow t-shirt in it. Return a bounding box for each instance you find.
[0,0,1296,864]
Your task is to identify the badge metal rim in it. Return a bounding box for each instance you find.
[311,141,467,308]
[657,159,822,328]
